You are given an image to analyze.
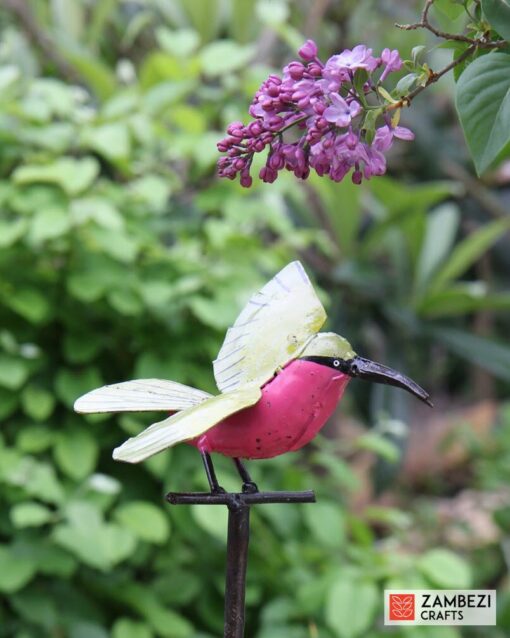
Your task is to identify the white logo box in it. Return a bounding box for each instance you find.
[384,589,497,626]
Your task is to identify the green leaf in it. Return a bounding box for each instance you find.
[417,286,510,317]
[432,327,510,381]
[0,354,30,389]
[67,271,107,302]
[356,432,400,462]
[418,548,472,588]
[54,501,136,570]
[114,502,170,544]
[430,217,510,290]
[416,203,460,289]
[5,288,51,323]
[107,289,143,316]
[17,425,55,453]
[55,367,103,408]
[29,207,71,243]
[455,53,510,174]
[71,197,124,229]
[0,219,27,247]
[21,385,55,420]
[0,544,37,593]
[83,123,131,161]
[256,0,289,25]
[54,428,99,481]
[62,47,118,101]
[303,503,345,548]
[70,622,109,638]
[112,618,153,638]
[189,294,237,329]
[199,41,255,76]
[395,72,419,94]
[34,542,76,577]
[11,502,53,528]
[13,158,99,195]
[326,573,378,638]
[108,582,194,638]
[482,0,510,41]
[179,0,221,42]
[435,0,466,20]
[128,175,171,212]
[139,53,199,89]
[63,333,102,363]
[308,173,361,256]
[0,388,18,419]
[10,587,59,629]
[191,504,228,542]
[4,456,64,504]
[88,227,139,263]
[156,28,199,57]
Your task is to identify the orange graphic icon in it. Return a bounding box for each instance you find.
[389,594,415,621]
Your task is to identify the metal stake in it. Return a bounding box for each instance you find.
[166,490,316,637]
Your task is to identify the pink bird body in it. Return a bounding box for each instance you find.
[191,360,350,459]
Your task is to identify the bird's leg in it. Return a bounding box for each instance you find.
[233,458,258,493]
[201,451,226,494]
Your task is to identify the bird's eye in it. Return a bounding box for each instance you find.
[333,359,340,367]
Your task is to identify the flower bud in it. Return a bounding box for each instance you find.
[227,121,244,135]
[240,171,253,188]
[287,61,305,80]
[307,63,323,77]
[352,170,363,185]
[298,39,318,62]
[259,166,278,183]
[248,121,263,136]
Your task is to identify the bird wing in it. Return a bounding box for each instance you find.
[213,261,326,393]
[74,379,212,414]
[112,385,262,463]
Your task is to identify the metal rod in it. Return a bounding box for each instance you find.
[166,490,316,506]
[166,489,316,637]
[224,498,250,638]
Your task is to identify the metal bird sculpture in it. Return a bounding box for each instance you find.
[75,261,431,493]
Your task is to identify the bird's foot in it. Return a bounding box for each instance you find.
[210,485,227,495]
[242,481,259,494]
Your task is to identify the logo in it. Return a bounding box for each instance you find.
[389,594,415,621]
[384,590,496,626]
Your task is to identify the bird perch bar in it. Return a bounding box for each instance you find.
[166,489,316,638]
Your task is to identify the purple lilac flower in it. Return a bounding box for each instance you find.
[380,48,403,82]
[217,40,413,187]
[324,94,362,127]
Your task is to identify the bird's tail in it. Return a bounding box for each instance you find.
[112,385,261,463]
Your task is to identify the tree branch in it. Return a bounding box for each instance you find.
[395,0,506,48]
[387,43,478,110]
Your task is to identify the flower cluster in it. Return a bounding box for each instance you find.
[217,40,414,187]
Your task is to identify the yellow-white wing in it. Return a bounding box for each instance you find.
[74,379,211,414]
[213,261,326,393]
[113,386,262,463]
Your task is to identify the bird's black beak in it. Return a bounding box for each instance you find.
[345,356,433,407]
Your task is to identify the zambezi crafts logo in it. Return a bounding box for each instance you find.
[389,594,415,621]
[384,590,496,626]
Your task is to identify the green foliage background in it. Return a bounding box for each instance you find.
[0,1,509,637]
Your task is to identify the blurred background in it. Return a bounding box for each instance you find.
[0,1,509,637]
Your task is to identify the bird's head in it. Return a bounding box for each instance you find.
[299,332,432,407]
